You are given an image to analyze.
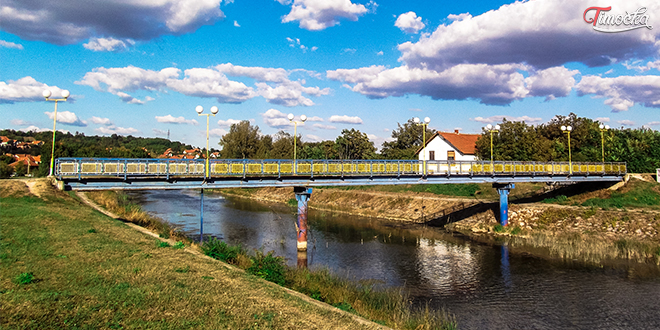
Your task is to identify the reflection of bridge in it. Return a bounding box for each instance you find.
[55,157,626,251]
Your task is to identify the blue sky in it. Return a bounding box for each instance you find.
[1,0,659,150]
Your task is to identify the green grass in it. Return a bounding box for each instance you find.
[318,183,481,197]
[0,180,393,329]
[582,183,660,209]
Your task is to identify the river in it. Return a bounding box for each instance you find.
[128,189,660,330]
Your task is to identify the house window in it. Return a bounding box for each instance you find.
[429,151,435,160]
[447,151,455,160]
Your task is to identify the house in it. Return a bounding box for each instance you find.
[1,136,15,146]
[9,154,41,176]
[417,130,481,162]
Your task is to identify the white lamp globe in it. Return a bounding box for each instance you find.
[300,114,307,122]
[599,124,604,129]
[195,105,203,114]
[42,90,52,98]
[561,125,566,131]
[210,106,219,114]
[61,90,70,98]
[288,113,294,121]
[495,125,501,130]
[424,117,430,124]
[567,126,572,131]
[486,124,492,130]
[605,125,610,130]
[413,117,420,123]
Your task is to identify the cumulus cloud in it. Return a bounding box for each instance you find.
[217,118,243,127]
[329,115,363,124]
[623,60,660,72]
[280,0,370,30]
[395,12,425,34]
[471,115,543,124]
[44,110,87,127]
[0,0,226,45]
[646,121,660,126]
[234,20,240,27]
[77,64,328,106]
[209,128,228,137]
[447,13,471,21]
[0,77,69,104]
[617,120,635,126]
[312,123,337,130]
[577,75,660,112]
[0,40,23,49]
[525,67,579,100]
[595,117,610,123]
[261,109,295,128]
[367,133,393,150]
[155,115,199,125]
[10,119,30,126]
[95,126,139,135]
[153,128,168,136]
[83,37,135,52]
[305,134,323,142]
[90,116,113,125]
[306,116,323,122]
[20,126,69,134]
[398,0,660,71]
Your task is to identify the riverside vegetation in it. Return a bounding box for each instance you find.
[1,179,457,329]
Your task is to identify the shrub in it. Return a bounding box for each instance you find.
[14,272,35,285]
[247,250,286,286]
[493,224,504,232]
[201,238,244,263]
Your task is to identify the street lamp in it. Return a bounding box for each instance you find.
[485,124,500,167]
[414,117,431,176]
[288,113,307,164]
[43,89,70,177]
[561,125,573,174]
[599,124,610,163]
[196,105,219,179]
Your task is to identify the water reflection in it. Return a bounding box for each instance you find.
[129,190,660,330]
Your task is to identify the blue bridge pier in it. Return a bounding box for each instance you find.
[493,183,515,226]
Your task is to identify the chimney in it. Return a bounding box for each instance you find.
[454,129,459,134]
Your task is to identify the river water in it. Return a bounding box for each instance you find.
[128,189,660,330]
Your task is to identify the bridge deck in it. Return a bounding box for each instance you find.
[56,158,626,190]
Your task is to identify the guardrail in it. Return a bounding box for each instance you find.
[55,157,627,180]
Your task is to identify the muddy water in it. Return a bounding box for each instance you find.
[128,189,660,330]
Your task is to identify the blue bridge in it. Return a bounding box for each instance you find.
[54,157,626,250]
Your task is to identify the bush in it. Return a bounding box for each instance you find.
[201,238,244,263]
[14,272,35,284]
[247,250,286,286]
[0,162,12,179]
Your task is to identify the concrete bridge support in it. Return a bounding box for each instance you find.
[294,187,313,251]
[493,183,515,226]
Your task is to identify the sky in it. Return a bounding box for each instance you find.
[1,0,659,151]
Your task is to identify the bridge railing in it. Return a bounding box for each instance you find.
[55,157,627,180]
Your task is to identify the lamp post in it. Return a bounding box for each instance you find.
[561,125,573,174]
[287,113,307,165]
[196,105,218,179]
[485,124,500,167]
[599,124,609,164]
[43,89,70,177]
[414,117,431,176]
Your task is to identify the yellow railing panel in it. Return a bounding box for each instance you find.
[280,164,293,174]
[247,164,262,174]
[212,164,228,174]
[82,163,101,173]
[264,164,278,174]
[313,164,326,173]
[127,163,146,173]
[342,164,354,172]
[595,165,603,172]
[60,163,77,173]
[504,164,513,173]
[588,165,596,172]
[230,164,244,174]
[297,164,311,173]
[328,164,341,173]
[104,163,119,173]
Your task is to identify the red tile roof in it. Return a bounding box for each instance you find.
[417,131,481,155]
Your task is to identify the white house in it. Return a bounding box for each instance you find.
[416,130,480,162]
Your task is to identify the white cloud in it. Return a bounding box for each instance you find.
[280,0,369,31]
[20,126,69,134]
[209,128,228,137]
[90,116,113,125]
[367,134,393,150]
[645,121,660,126]
[234,20,240,27]
[217,118,243,127]
[261,109,295,128]
[376,51,383,56]
[10,119,29,126]
[0,40,23,49]
[471,115,543,124]
[329,115,363,124]
[0,0,226,45]
[395,12,425,34]
[77,64,328,106]
[577,75,660,112]
[306,116,323,122]
[155,115,199,125]
[83,37,135,52]
[153,128,168,136]
[447,13,471,21]
[95,125,139,135]
[595,117,610,123]
[0,77,69,103]
[623,60,660,72]
[45,110,87,127]
[398,1,660,72]
[313,123,336,130]
[617,120,635,126]
[525,67,579,101]
[305,134,323,142]
[327,65,385,84]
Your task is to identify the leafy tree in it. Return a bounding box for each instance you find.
[269,131,295,159]
[0,162,12,178]
[335,129,376,160]
[218,121,263,159]
[14,162,27,177]
[380,118,435,159]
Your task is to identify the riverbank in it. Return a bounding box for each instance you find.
[0,179,387,329]
[218,177,660,265]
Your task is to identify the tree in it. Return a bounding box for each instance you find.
[380,119,435,159]
[219,121,263,159]
[14,162,27,177]
[0,162,12,178]
[269,131,295,159]
[335,129,376,160]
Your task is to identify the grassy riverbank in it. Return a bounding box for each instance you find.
[0,179,387,329]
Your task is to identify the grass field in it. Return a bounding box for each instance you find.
[0,180,385,329]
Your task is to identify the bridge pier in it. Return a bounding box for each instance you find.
[294,187,313,251]
[493,183,515,226]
